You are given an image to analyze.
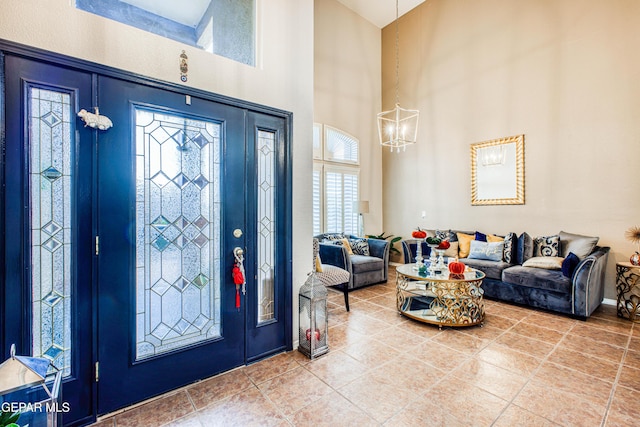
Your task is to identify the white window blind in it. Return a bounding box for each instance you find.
[312,124,360,235]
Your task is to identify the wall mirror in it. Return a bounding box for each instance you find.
[471,134,524,205]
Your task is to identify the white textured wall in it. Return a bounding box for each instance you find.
[0,0,314,342]
[314,0,383,235]
[382,0,640,299]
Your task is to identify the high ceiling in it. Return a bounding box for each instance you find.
[335,0,426,28]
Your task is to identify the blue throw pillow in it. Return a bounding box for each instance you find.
[562,252,580,278]
[475,231,487,242]
[468,240,504,261]
[517,232,534,264]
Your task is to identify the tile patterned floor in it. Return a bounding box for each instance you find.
[91,267,640,427]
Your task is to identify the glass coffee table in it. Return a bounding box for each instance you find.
[395,263,485,328]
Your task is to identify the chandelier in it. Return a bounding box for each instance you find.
[377,0,420,152]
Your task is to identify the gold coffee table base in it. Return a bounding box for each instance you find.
[395,264,485,328]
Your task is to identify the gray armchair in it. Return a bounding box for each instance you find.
[314,233,390,290]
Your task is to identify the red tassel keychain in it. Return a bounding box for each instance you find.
[232,263,244,309]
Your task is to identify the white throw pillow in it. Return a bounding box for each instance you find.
[522,256,564,270]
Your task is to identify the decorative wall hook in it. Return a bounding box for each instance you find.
[77,107,113,130]
[180,50,188,82]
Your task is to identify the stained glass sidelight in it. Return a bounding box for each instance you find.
[257,131,276,323]
[29,87,73,376]
[135,109,222,360]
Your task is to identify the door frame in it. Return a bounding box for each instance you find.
[0,39,293,425]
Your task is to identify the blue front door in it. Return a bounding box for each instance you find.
[1,49,292,424]
[96,77,249,414]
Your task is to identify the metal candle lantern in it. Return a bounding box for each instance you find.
[298,273,329,359]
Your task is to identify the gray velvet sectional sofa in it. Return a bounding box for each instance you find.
[402,230,610,319]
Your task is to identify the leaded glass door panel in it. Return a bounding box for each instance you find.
[96,77,246,415]
[2,55,95,427]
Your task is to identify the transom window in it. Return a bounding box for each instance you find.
[313,124,359,235]
[75,0,256,66]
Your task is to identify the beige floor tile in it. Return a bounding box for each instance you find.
[493,330,556,359]
[510,322,566,345]
[492,404,560,427]
[618,364,640,390]
[342,336,400,367]
[256,366,332,415]
[336,373,417,423]
[195,387,286,427]
[303,350,368,389]
[481,313,519,330]
[431,328,491,355]
[547,346,619,383]
[325,323,368,350]
[559,332,626,364]
[570,323,630,348]
[450,358,528,401]
[372,324,429,351]
[372,307,408,326]
[343,311,392,335]
[289,390,378,427]
[414,340,470,372]
[161,412,204,427]
[520,311,578,333]
[513,381,606,426]
[624,348,640,368]
[606,385,640,426]
[532,362,613,406]
[244,352,302,385]
[584,315,635,335]
[368,353,443,395]
[114,391,194,427]
[384,398,467,427]
[187,369,254,410]
[425,377,508,426]
[477,342,543,377]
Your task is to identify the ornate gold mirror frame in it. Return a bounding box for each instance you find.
[471,134,524,205]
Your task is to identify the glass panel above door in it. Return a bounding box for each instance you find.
[75,0,256,66]
[135,108,222,360]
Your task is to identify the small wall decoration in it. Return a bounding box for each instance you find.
[180,50,188,82]
[77,107,113,130]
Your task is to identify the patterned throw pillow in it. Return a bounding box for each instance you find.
[534,235,560,257]
[435,229,457,242]
[349,238,370,256]
[322,238,354,255]
[502,232,516,263]
[323,233,346,241]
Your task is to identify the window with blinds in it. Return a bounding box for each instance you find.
[312,124,359,235]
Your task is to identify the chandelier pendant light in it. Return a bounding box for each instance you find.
[377,0,420,152]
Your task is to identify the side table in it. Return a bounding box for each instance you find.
[616,261,640,322]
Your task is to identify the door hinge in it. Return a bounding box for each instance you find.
[95,361,99,382]
[95,235,99,255]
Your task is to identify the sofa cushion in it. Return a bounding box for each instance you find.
[558,231,598,260]
[534,235,560,257]
[468,240,504,262]
[460,258,512,280]
[323,238,354,255]
[349,238,370,256]
[517,232,534,264]
[562,252,580,278]
[502,265,572,293]
[457,232,475,258]
[522,256,564,270]
[350,255,383,274]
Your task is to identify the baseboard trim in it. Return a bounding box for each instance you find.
[602,298,616,306]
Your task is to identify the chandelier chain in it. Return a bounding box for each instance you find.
[395,0,400,106]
